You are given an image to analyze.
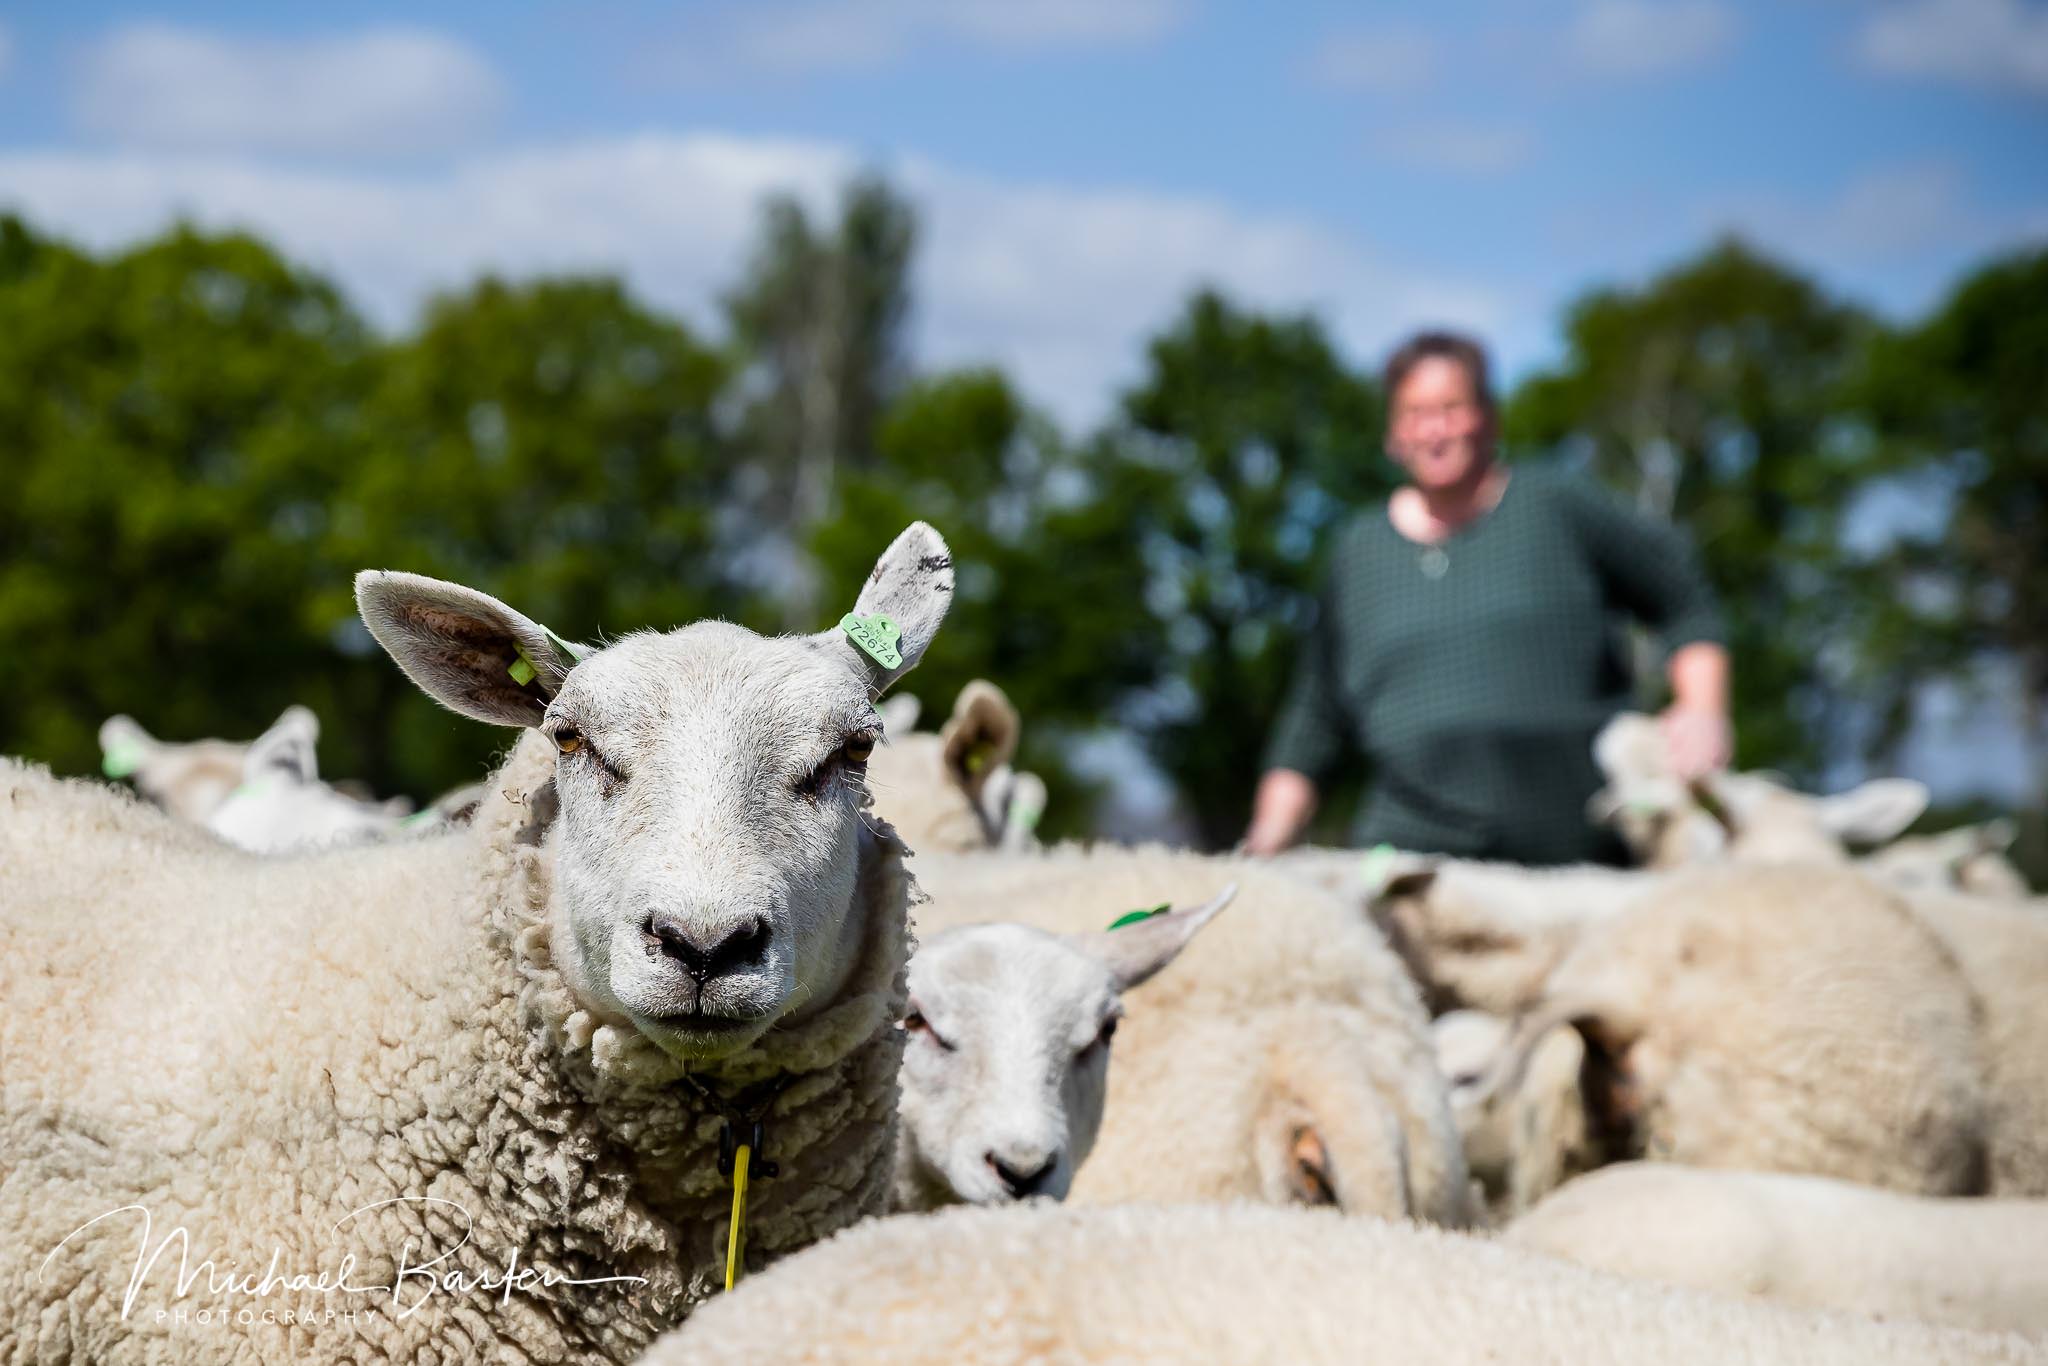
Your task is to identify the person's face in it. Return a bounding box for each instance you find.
[1387,356,1494,493]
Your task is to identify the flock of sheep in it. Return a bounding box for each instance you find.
[3,522,2044,1364]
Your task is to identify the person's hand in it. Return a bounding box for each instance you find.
[1242,769,1318,856]
[1660,705,1732,780]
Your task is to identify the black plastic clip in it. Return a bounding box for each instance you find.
[717,1117,780,1179]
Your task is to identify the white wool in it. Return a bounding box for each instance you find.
[643,1203,2042,1365]
[1507,1164,2048,1335]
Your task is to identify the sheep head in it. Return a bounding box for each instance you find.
[355,521,953,1064]
[895,886,1234,1209]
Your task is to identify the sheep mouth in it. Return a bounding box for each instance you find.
[645,1005,774,1034]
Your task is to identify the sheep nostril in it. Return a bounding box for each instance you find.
[986,1150,1058,1198]
[647,912,771,983]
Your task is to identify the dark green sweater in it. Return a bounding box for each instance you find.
[1265,463,1724,865]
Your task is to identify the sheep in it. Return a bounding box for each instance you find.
[97,712,250,821]
[907,848,1477,1226]
[202,704,413,853]
[1477,864,1993,1204]
[1862,818,2033,898]
[891,886,1233,1211]
[1,523,954,1363]
[865,679,1047,853]
[1432,1010,1595,1222]
[1589,711,1931,868]
[1363,853,1672,1015]
[641,1203,2044,1366]
[1505,1163,2048,1335]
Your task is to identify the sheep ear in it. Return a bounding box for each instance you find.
[1974,818,2018,854]
[1816,778,1929,844]
[98,715,162,779]
[1074,884,1236,992]
[877,693,923,736]
[941,680,1020,797]
[1361,849,1438,903]
[355,571,587,729]
[821,522,953,694]
[244,704,321,784]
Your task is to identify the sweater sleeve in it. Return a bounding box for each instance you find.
[1564,476,1726,654]
[1262,564,1351,784]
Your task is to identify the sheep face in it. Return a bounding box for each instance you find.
[895,888,1232,1208]
[357,522,954,1064]
[541,625,891,1060]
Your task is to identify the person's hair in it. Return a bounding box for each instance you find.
[1383,330,1495,416]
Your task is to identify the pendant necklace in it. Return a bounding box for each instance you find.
[1418,546,1450,579]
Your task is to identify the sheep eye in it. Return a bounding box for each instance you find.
[901,1010,955,1052]
[1079,1016,1119,1058]
[843,733,876,764]
[554,728,583,755]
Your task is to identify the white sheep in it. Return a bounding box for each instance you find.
[1,523,953,1363]
[1589,711,1932,868]
[1862,818,2032,898]
[908,847,1477,1226]
[1506,1163,2048,1335]
[1432,1009,1595,1221]
[642,1203,2042,1365]
[891,886,1232,1210]
[97,712,250,821]
[1477,864,1993,1204]
[865,679,1048,852]
[202,704,413,853]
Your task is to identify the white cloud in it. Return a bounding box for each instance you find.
[1703,162,1986,264]
[1366,122,1535,176]
[671,0,1185,79]
[74,24,505,158]
[1856,0,2048,96]
[1303,28,1438,95]
[1564,0,1736,77]
[0,133,1503,428]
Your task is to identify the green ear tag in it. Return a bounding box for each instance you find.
[840,613,903,670]
[508,649,538,687]
[1358,842,1397,890]
[1107,903,1169,931]
[101,741,146,779]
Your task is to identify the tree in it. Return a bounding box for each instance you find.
[810,369,1160,837]
[333,275,737,796]
[1106,291,1391,848]
[1851,248,2048,807]
[0,218,373,777]
[1506,238,1881,776]
[725,176,916,622]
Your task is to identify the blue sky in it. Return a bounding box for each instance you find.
[1,1,2043,427]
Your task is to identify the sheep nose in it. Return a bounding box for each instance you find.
[647,913,770,983]
[986,1148,1059,1198]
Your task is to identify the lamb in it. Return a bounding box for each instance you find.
[1364,853,1672,1015]
[202,704,413,853]
[641,1203,2044,1365]
[865,680,1047,852]
[1432,1010,1595,1221]
[908,848,1477,1226]
[1477,864,1993,1204]
[1,523,953,1363]
[1589,711,1931,868]
[1505,1163,2048,1335]
[891,886,1232,1210]
[97,711,250,821]
[1862,819,2032,898]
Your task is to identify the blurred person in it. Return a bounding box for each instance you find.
[1241,331,1730,864]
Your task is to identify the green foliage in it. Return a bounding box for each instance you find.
[1106,291,1391,846]
[0,217,373,778]
[1848,247,2048,804]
